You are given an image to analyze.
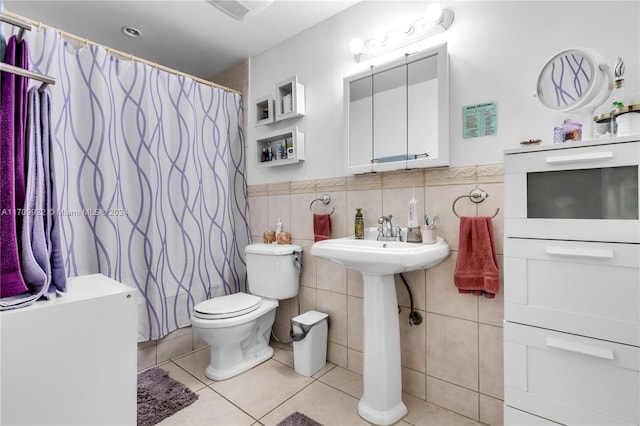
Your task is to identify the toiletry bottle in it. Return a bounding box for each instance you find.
[612,78,625,109]
[286,138,294,158]
[354,208,364,239]
[276,218,283,236]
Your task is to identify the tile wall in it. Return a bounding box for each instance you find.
[247,164,505,425]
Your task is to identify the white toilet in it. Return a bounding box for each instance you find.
[191,243,302,380]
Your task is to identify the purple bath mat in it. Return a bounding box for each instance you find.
[277,411,324,426]
[137,367,199,426]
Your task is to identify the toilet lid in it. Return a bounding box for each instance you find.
[193,293,261,320]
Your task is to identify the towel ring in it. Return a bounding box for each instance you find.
[452,188,500,218]
[309,194,335,215]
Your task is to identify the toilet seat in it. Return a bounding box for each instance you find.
[193,293,261,320]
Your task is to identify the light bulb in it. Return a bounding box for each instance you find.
[349,38,366,55]
[424,3,444,25]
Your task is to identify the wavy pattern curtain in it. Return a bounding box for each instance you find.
[8,27,250,340]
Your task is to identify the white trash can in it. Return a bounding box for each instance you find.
[290,310,329,377]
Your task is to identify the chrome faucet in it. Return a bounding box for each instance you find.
[377,215,402,241]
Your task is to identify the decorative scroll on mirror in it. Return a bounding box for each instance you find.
[344,43,449,174]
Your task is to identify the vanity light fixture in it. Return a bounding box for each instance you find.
[349,3,454,62]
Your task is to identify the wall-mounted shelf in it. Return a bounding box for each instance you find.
[257,127,305,167]
[254,95,274,126]
[275,76,305,122]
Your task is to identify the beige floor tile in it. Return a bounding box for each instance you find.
[317,365,363,399]
[158,361,207,393]
[172,347,214,385]
[312,362,336,378]
[259,380,367,426]
[272,344,294,368]
[402,393,482,426]
[157,387,254,426]
[210,359,314,419]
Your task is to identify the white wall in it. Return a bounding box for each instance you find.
[248,1,639,185]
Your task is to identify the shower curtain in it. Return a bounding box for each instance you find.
[6,27,250,340]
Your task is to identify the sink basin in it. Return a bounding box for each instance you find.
[310,236,450,275]
[310,231,450,425]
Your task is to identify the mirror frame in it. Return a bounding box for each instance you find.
[343,43,450,174]
[535,47,613,113]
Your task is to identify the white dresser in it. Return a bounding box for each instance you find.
[1,274,137,426]
[503,136,640,425]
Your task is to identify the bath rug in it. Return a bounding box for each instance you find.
[277,411,324,426]
[137,367,199,426]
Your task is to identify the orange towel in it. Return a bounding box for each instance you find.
[313,214,331,242]
[454,216,499,298]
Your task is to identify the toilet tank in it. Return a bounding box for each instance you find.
[245,243,302,300]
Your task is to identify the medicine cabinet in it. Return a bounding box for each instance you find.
[256,126,305,167]
[344,43,449,174]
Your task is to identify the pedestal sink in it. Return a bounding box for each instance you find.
[310,232,450,425]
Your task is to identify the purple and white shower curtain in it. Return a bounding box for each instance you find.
[3,26,250,340]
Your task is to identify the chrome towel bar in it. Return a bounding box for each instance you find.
[309,194,335,215]
[452,188,500,218]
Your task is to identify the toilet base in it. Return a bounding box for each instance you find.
[204,345,274,380]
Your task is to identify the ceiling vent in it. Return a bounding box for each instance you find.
[208,0,274,20]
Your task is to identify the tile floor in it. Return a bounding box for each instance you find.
[152,342,484,426]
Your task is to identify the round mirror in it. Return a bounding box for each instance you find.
[536,48,613,113]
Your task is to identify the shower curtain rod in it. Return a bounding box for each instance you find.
[3,10,242,95]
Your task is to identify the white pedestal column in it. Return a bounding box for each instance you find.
[358,273,407,425]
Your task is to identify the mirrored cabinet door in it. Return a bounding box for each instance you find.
[373,63,407,169]
[348,76,373,173]
[408,54,439,161]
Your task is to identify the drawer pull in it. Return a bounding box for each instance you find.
[545,246,614,259]
[545,151,614,164]
[545,337,614,360]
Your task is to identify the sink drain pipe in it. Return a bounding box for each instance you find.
[399,273,423,326]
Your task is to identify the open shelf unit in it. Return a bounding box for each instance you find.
[254,95,274,126]
[256,127,305,167]
[275,76,305,122]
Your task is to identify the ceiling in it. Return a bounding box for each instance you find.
[3,0,360,79]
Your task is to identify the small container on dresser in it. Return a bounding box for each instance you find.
[503,135,640,425]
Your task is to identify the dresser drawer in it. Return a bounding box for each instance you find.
[504,322,640,425]
[504,140,640,243]
[505,238,640,345]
